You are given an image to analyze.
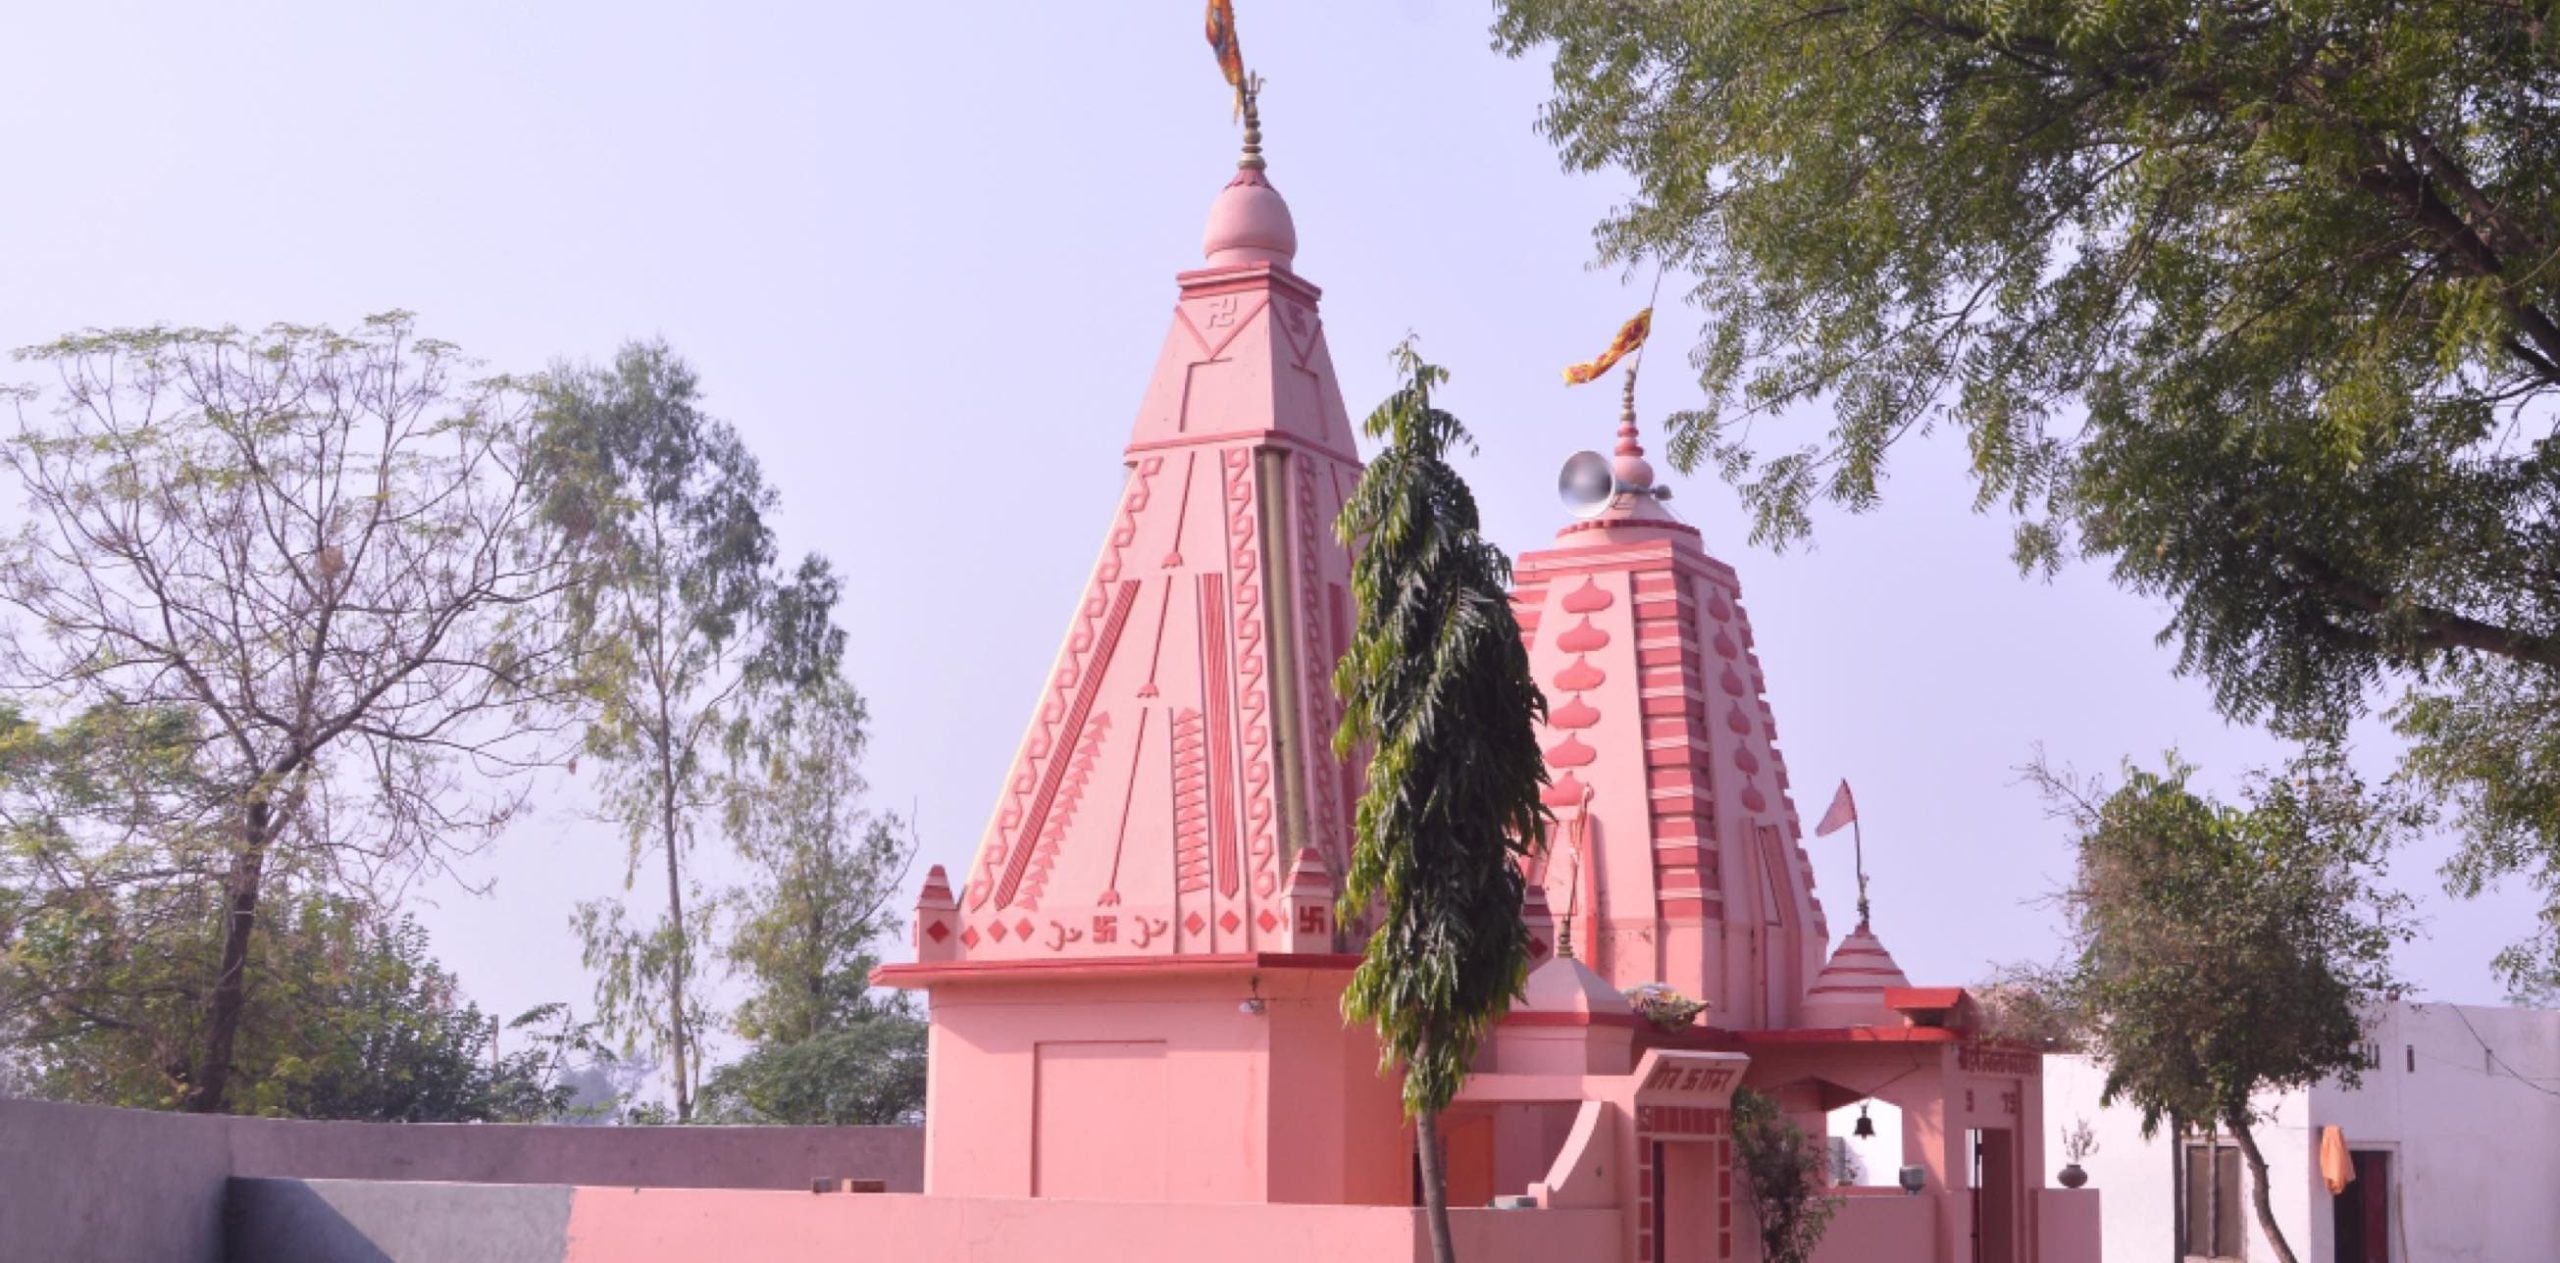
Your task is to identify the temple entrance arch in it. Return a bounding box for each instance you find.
[1630,1052,1746,1263]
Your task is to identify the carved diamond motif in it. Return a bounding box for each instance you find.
[988,919,1009,942]
[1219,910,1241,935]
[1256,909,1279,934]
[925,920,950,943]
[961,927,981,949]
[1185,911,1208,936]
[1015,917,1036,942]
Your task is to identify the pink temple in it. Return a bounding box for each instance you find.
[876,118,2099,1263]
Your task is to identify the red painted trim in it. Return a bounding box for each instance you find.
[1500,1010,1650,1030]
[1727,1026,1964,1046]
[1885,986,1967,1008]
[872,952,1364,988]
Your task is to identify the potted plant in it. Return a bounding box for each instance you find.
[2057,1117,2097,1188]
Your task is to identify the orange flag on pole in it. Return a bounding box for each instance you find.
[1562,308,1653,385]
[1206,0,1246,110]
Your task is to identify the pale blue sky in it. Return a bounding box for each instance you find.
[1,1,2532,1059]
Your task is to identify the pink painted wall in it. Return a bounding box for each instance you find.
[1809,1192,1940,1263]
[0,1097,923,1263]
[920,966,1406,1205]
[2031,1189,2101,1263]
[560,1188,1620,1263]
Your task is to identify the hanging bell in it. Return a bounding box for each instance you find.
[1853,1104,1876,1139]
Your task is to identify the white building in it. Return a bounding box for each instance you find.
[2043,1002,2560,1262]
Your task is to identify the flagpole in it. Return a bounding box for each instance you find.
[1853,813,1869,928]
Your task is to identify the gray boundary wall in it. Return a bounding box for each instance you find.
[0,1097,922,1263]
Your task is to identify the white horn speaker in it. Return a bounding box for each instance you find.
[1558,450,1619,520]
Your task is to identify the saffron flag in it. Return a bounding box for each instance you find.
[1206,0,1245,105]
[1562,308,1653,385]
[1815,779,1858,837]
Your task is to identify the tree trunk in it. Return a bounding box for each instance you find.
[1416,1107,1458,1263]
[186,798,271,1113]
[661,771,692,1122]
[2225,1112,2299,1263]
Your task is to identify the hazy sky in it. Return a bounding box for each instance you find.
[3,0,2534,1055]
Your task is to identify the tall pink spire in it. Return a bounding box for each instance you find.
[936,130,1362,963]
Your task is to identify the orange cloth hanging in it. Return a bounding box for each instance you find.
[2319,1125,2355,1195]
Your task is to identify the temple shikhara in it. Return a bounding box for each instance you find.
[873,80,2103,1263]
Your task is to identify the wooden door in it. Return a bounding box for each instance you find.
[2332,1150,2391,1263]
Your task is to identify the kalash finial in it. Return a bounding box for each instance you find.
[1616,368,1643,457]
[1207,1,1265,167]
[1238,73,1268,171]
[1609,364,1656,490]
[1557,309,1674,518]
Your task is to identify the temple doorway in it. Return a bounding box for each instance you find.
[1966,1127,2019,1263]
[1648,1139,1724,1263]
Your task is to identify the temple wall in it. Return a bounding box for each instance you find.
[215,1181,1621,1263]
[922,967,1404,1205]
[1809,1191,1940,1263]
[559,1187,1620,1262]
[0,1097,921,1263]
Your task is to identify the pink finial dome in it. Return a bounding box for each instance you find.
[1203,167,1297,269]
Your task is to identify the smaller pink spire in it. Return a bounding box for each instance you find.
[1799,921,1913,1029]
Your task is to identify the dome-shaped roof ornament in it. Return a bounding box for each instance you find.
[1201,75,1297,268]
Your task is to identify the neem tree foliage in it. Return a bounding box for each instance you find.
[1334,343,1550,1263]
[1496,0,2560,995]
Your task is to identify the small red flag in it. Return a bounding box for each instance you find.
[1815,780,1857,837]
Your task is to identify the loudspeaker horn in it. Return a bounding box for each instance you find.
[1558,450,1617,520]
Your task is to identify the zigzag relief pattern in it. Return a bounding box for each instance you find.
[972,458,1160,910]
[1223,448,1280,901]
[1016,713,1112,912]
[1172,707,1212,895]
[1295,461,1344,872]
[994,581,1140,911]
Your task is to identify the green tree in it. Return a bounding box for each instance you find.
[8,866,574,1119]
[245,911,580,1123]
[1494,0,2560,994]
[1729,1088,1839,1263]
[700,674,925,1125]
[698,1015,927,1126]
[0,317,574,1112]
[534,342,838,1122]
[2040,753,2414,1263]
[1333,343,1550,1263]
